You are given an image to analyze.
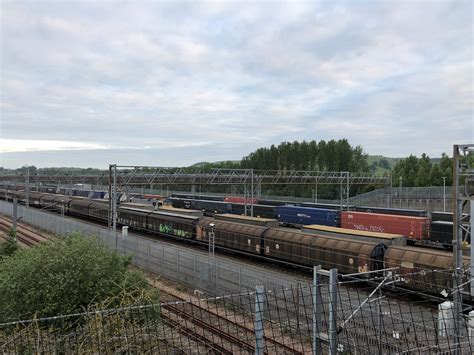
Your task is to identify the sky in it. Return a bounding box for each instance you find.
[0,0,472,169]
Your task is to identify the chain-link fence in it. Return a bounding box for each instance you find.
[1,201,473,353]
[0,201,308,296]
[1,279,473,354]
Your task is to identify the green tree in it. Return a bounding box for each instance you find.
[415,153,432,186]
[239,139,370,198]
[439,153,452,185]
[0,233,156,322]
[430,163,443,185]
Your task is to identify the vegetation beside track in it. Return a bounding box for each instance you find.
[0,232,158,322]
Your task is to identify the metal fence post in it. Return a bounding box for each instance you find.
[329,268,338,355]
[255,285,265,355]
[177,249,180,280]
[312,265,322,355]
[147,239,151,272]
[161,245,165,272]
[12,198,18,242]
[239,266,242,292]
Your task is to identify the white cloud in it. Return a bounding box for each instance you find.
[0,139,107,153]
[0,0,472,168]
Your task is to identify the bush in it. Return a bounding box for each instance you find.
[0,232,156,322]
[0,229,18,258]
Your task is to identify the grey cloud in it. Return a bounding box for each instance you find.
[0,0,472,168]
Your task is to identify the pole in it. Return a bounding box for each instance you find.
[339,173,343,211]
[312,266,322,355]
[25,168,29,208]
[108,166,112,229]
[388,174,392,208]
[315,182,318,203]
[112,165,117,234]
[254,285,265,355]
[251,169,254,217]
[452,145,464,353]
[346,171,350,210]
[208,224,215,260]
[399,176,403,208]
[442,176,447,212]
[471,200,474,298]
[12,197,18,242]
[244,189,248,216]
[329,268,338,355]
[378,287,382,355]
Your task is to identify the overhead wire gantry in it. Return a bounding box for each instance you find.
[106,165,390,232]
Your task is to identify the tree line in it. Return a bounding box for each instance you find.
[2,140,463,194]
[391,153,452,187]
[240,139,369,172]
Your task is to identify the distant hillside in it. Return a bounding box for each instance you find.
[189,161,240,168]
[367,155,401,174]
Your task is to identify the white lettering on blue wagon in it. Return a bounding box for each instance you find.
[296,213,310,218]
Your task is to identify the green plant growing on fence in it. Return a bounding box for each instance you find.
[0,288,162,353]
[0,228,18,258]
[0,232,158,322]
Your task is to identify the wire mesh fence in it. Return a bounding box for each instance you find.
[1,278,473,354]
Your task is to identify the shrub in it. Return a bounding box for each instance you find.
[0,232,156,322]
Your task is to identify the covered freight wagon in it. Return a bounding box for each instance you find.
[196,217,266,255]
[302,224,406,246]
[224,196,259,204]
[263,229,386,274]
[341,211,430,240]
[214,213,279,227]
[277,206,340,227]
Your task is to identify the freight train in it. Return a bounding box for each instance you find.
[0,189,470,298]
[169,196,470,249]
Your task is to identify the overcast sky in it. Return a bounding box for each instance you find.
[1,0,472,169]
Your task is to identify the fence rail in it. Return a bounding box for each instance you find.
[1,282,473,354]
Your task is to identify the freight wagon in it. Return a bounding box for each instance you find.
[223,196,259,204]
[214,214,279,227]
[352,206,429,218]
[258,198,344,210]
[277,206,340,227]
[169,198,232,215]
[430,221,471,249]
[171,193,225,202]
[302,224,406,246]
[229,203,277,219]
[384,246,470,294]
[341,211,430,240]
[262,229,387,274]
[196,217,266,255]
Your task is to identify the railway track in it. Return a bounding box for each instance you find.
[0,215,48,247]
[159,290,305,354]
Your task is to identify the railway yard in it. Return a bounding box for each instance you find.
[2,0,473,352]
[0,207,465,354]
[1,188,474,354]
[1,187,471,299]
[0,175,472,354]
